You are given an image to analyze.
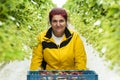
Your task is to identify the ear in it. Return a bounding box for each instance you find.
[66,21,69,27]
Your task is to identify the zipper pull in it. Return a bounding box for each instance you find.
[57,45,60,48]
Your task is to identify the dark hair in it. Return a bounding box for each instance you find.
[49,8,68,23]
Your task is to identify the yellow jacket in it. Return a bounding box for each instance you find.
[30,27,87,70]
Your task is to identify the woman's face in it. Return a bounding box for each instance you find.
[51,15,67,37]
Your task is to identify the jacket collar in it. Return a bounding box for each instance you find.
[45,27,72,39]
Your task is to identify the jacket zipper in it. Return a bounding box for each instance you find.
[57,44,61,69]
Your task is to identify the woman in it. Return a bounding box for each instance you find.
[30,8,87,70]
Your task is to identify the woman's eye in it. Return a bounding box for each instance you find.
[52,20,57,23]
[52,19,65,23]
[59,20,64,22]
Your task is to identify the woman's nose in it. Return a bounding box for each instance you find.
[56,22,60,26]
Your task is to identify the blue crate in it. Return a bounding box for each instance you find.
[27,70,98,80]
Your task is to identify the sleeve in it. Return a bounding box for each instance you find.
[30,34,43,70]
[74,32,87,70]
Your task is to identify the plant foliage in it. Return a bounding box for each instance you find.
[0,0,55,62]
[63,0,120,74]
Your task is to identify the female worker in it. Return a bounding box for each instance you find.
[30,7,87,70]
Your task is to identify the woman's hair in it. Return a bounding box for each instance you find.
[49,8,68,23]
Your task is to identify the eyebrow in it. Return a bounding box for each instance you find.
[52,19,65,21]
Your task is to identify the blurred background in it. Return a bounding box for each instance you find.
[0,0,120,80]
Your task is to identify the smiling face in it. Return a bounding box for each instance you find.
[51,15,67,37]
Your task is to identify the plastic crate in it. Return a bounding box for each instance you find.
[27,70,98,80]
